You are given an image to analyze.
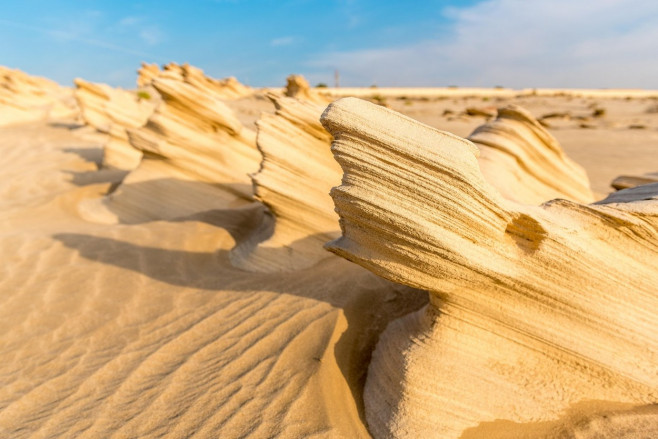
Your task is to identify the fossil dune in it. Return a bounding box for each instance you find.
[321,97,658,438]
[1,66,658,438]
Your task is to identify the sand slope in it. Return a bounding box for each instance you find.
[0,119,426,438]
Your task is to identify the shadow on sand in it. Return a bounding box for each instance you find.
[53,215,428,428]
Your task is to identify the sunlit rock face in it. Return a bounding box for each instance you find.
[1,66,77,126]
[74,78,156,170]
[321,97,658,439]
[78,67,260,225]
[138,62,253,100]
[231,94,341,273]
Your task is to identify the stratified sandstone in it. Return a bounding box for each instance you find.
[231,94,340,272]
[74,79,156,170]
[138,62,252,100]
[0,66,76,126]
[468,104,594,204]
[321,98,658,439]
[80,74,260,224]
[136,62,161,88]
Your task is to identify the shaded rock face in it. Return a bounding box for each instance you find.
[320,98,658,439]
[0,66,77,126]
[74,78,156,170]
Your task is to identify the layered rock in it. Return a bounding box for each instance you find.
[136,62,161,88]
[285,75,331,105]
[138,62,252,100]
[468,104,594,204]
[81,74,260,224]
[320,98,658,438]
[231,95,340,272]
[0,66,76,126]
[74,79,157,170]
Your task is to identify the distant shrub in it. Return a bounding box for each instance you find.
[136,90,151,100]
[315,83,328,88]
[448,85,458,89]
[494,85,504,89]
[592,107,606,117]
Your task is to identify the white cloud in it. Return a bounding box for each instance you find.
[307,0,658,88]
[270,36,295,47]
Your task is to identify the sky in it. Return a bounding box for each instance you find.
[1,0,658,89]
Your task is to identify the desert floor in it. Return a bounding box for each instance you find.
[1,92,657,438]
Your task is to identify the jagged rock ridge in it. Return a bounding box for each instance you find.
[1,66,77,126]
[138,62,253,100]
[74,78,156,170]
[77,68,260,224]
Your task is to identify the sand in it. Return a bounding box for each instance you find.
[1,79,658,438]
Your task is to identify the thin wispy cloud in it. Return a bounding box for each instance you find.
[0,18,163,59]
[270,36,295,47]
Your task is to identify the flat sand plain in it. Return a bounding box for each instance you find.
[1,90,657,438]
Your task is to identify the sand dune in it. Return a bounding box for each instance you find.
[2,66,658,438]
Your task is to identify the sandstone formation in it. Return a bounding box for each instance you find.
[138,62,252,100]
[320,98,658,439]
[468,104,594,204]
[136,62,161,88]
[0,66,76,126]
[285,74,331,105]
[231,94,340,272]
[81,70,260,223]
[80,73,260,224]
[74,78,157,170]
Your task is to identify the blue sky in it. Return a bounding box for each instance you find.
[1,0,658,89]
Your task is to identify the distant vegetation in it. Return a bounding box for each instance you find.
[136,90,151,100]
[315,83,328,88]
